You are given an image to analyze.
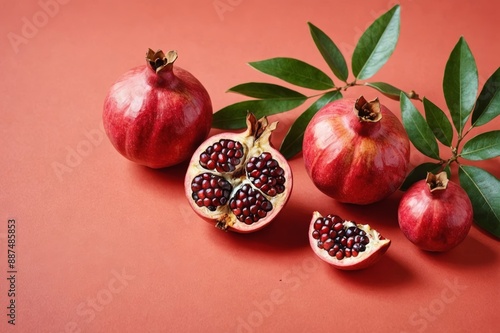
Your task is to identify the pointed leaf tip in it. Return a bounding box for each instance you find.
[352,5,401,80]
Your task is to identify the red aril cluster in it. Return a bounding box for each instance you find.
[246,152,286,196]
[199,139,244,173]
[190,173,232,211]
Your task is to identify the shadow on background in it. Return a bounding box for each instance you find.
[418,234,498,268]
[209,198,313,252]
[329,254,416,288]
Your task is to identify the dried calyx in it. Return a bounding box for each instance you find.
[146,49,178,73]
[426,171,449,192]
[355,96,382,122]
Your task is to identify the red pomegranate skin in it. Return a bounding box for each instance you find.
[303,98,410,204]
[398,179,473,252]
[103,59,212,168]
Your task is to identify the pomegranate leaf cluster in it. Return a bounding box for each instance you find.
[213,5,407,151]
[400,37,500,238]
[213,5,500,238]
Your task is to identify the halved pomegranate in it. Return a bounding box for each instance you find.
[309,211,390,270]
[184,113,292,233]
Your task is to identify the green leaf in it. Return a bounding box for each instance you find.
[471,67,500,127]
[249,58,334,90]
[459,165,500,238]
[308,22,348,82]
[364,81,406,100]
[443,37,478,135]
[460,130,500,160]
[280,91,342,159]
[400,162,450,192]
[212,98,307,129]
[227,82,306,99]
[423,97,454,146]
[400,93,441,160]
[351,5,401,80]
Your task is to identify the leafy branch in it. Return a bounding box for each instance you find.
[213,5,420,156]
[213,5,500,238]
[400,37,500,238]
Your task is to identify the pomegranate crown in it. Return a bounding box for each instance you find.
[146,49,178,73]
[355,96,382,122]
[426,171,449,192]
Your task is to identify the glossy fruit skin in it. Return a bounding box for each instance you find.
[398,179,473,252]
[303,97,410,204]
[103,52,212,168]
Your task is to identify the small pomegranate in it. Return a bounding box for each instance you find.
[103,49,213,168]
[184,113,292,232]
[303,96,410,204]
[398,172,473,252]
[309,211,390,270]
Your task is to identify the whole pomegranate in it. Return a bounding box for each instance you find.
[103,49,212,168]
[398,172,473,252]
[184,113,292,232]
[303,96,410,204]
[309,211,390,270]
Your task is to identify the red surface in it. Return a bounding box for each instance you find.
[1,0,499,332]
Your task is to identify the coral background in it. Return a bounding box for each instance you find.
[1,0,499,332]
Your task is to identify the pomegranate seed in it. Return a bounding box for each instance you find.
[320,234,329,242]
[261,201,272,211]
[314,219,323,230]
[246,153,286,197]
[346,227,357,237]
[347,237,355,248]
[312,230,320,239]
[199,139,244,172]
[320,226,329,234]
[323,239,334,250]
[336,250,344,260]
[191,173,232,211]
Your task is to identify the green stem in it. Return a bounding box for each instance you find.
[305,81,421,102]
